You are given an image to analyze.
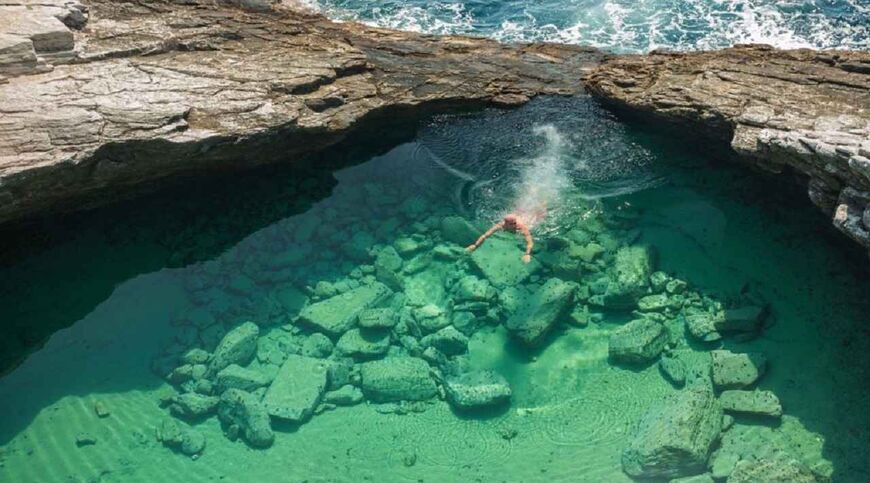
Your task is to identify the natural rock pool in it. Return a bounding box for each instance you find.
[0,97,868,482]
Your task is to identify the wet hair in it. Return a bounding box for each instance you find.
[503,214,518,224]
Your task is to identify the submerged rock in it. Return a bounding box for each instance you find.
[440,216,479,246]
[298,282,391,336]
[719,390,782,418]
[357,308,398,329]
[420,326,469,356]
[660,352,687,387]
[300,333,334,358]
[727,458,816,483]
[336,328,391,359]
[218,389,274,448]
[209,321,259,375]
[595,245,654,309]
[470,237,540,288]
[324,385,364,406]
[75,432,97,447]
[263,355,329,423]
[710,350,767,390]
[444,370,511,410]
[505,278,574,347]
[216,364,272,392]
[609,318,669,364]
[622,388,723,479]
[360,357,437,402]
[170,393,220,419]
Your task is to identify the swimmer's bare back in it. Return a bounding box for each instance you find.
[465,213,534,263]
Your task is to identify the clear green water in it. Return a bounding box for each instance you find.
[0,97,868,482]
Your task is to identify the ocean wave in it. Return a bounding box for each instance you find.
[304,0,869,53]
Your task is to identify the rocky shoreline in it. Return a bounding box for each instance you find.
[584,46,870,255]
[3,1,870,257]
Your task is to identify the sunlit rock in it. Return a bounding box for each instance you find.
[719,390,782,418]
[336,328,390,359]
[505,278,575,347]
[262,354,329,423]
[360,357,437,402]
[444,370,511,410]
[608,318,669,364]
[710,350,767,390]
[298,282,391,336]
[622,388,723,479]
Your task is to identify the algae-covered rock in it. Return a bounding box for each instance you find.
[324,385,364,406]
[301,332,334,358]
[413,304,450,333]
[218,389,274,448]
[711,351,767,390]
[452,275,496,302]
[609,318,669,364]
[567,304,591,327]
[622,388,723,479]
[441,216,479,246]
[444,370,511,410]
[336,328,390,359]
[727,458,816,483]
[598,245,654,309]
[660,352,687,387]
[170,393,220,419]
[156,418,184,447]
[180,430,206,456]
[685,312,724,342]
[360,357,437,402]
[263,354,329,423]
[298,282,391,336]
[638,293,674,312]
[670,474,714,483]
[357,308,398,329]
[209,321,259,374]
[216,364,272,392]
[504,278,574,347]
[420,326,469,356]
[470,237,540,288]
[719,390,782,418]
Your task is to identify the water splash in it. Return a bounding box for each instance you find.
[509,125,574,231]
[304,0,869,52]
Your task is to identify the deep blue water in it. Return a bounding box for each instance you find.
[304,0,869,52]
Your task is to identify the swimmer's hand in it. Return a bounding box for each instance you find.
[521,254,531,264]
[465,244,477,252]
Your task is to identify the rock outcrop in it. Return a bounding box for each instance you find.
[0,0,602,224]
[585,45,870,255]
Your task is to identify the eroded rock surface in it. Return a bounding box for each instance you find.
[0,0,602,224]
[585,45,870,255]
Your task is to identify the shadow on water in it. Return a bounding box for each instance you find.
[0,111,437,377]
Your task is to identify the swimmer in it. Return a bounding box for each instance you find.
[466,213,534,263]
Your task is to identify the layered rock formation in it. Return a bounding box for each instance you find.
[584,45,870,254]
[0,0,601,224]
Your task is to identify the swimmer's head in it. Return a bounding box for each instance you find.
[503,214,518,228]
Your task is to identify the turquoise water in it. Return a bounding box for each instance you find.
[303,0,869,52]
[0,97,869,481]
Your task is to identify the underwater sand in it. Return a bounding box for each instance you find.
[0,97,868,482]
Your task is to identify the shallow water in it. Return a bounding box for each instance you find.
[304,0,869,52]
[0,97,869,482]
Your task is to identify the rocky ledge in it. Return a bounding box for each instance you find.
[0,0,601,223]
[584,45,870,255]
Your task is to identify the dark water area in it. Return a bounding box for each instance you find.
[0,96,868,482]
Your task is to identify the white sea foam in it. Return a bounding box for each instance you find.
[305,0,869,52]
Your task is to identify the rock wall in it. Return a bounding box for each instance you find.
[0,0,602,223]
[584,45,870,255]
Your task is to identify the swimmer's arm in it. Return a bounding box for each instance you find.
[466,222,503,252]
[520,225,533,263]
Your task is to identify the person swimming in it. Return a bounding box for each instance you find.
[466,212,538,263]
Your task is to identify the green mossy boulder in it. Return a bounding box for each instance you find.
[711,350,767,390]
[622,388,723,479]
[324,385,364,406]
[444,370,511,410]
[420,326,469,356]
[357,308,398,329]
[298,282,391,336]
[505,278,574,347]
[218,389,274,448]
[608,318,669,364]
[263,355,329,423]
[360,357,437,402]
[660,352,687,387]
[209,321,259,375]
[170,393,220,419]
[727,458,816,483]
[301,333,334,358]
